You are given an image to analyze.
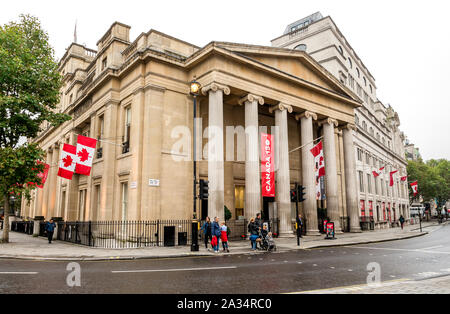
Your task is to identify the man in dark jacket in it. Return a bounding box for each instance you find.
[211,217,221,253]
[201,217,212,250]
[296,214,304,238]
[45,219,56,244]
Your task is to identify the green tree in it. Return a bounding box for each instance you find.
[0,15,71,243]
[407,159,450,206]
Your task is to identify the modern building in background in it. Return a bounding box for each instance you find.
[21,21,365,235]
[272,12,411,228]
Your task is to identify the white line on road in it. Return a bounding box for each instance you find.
[0,272,38,275]
[346,246,450,255]
[420,245,444,250]
[111,266,237,274]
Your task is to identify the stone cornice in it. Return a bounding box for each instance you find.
[269,103,293,114]
[201,82,231,96]
[295,111,317,121]
[238,93,264,106]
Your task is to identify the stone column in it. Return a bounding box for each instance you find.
[296,111,320,235]
[270,103,293,237]
[47,143,59,219]
[239,94,264,222]
[41,148,53,219]
[319,118,341,232]
[342,124,361,232]
[202,83,230,222]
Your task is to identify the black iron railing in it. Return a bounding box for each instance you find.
[56,220,193,248]
[10,221,34,235]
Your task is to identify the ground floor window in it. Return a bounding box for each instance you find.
[235,186,245,219]
[360,200,366,217]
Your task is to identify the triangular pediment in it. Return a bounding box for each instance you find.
[213,43,359,103]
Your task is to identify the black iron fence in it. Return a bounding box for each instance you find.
[10,221,34,235]
[56,220,193,248]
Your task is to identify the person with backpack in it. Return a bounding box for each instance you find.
[211,217,221,253]
[399,215,405,230]
[201,217,212,251]
[248,218,259,251]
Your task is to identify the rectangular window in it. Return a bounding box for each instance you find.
[97,115,104,148]
[102,57,107,70]
[357,84,362,97]
[367,173,372,194]
[121,182,128,221]
[360,200,366,217]
[357,148,362,161]
[374,177,379,195]
[359,171,364,192]
[123,107,131,153]
[366,153,370,165]
[78,189,87,221]
[369,201,374,218]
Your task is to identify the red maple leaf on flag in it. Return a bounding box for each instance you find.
[77,148,90,162]
[63,155,73,168]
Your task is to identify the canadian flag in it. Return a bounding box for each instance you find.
[410,181,419,196]
[28,161,50,189]
[75,135,97,176]
[311,141,325,200]
[58,144,77,180]
[401,176,408,182]
[372,167,385,178]
[311,141,325,178]
[389,170,398,186]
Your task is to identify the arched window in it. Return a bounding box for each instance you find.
[363,77,367,86]
[382,138,386,145]
[370,85,373,94]
[348,58,353,69]
[338,45,344,55]
[355,114,360,126]
[377,133,380,141]
[370,127,374,136]
[294,44,307,52]
[362,121,367,131]
[356,68,360,78]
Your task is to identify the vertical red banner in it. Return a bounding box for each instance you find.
[261,133,275,198]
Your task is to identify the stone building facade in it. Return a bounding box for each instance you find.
[22,21,366,235]
[271,12,410,228]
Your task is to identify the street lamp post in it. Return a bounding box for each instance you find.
[190,77,201,252]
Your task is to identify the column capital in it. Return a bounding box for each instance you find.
[318,117,339,127]
[269,103,293,114]
[201,82,231,96]
[238,93,264,106]
[295,111,317,121]
[340,123,357,132]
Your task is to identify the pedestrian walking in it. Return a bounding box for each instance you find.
[45,219,56,244]
[221,221,229,253]
[248,218,259,251]
[399,215,405,230]
[211,217,221,253]
[296,214,304,238]
[201,217,212,251]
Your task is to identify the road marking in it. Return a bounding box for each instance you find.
[441,268,450,272]
[415,272,440,278]
[111,266,237,274]
[346,246,450,255]
[0,272,38,275]
[420,245,443,250]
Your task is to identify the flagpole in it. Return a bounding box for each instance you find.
[289,136,324,154]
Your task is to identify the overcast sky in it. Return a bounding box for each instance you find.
[2,0,449,161]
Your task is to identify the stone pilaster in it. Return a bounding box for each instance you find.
[239,94,264,222]
[296,111,320,235]
[342,124,361,232]
[41,148,53,219]
[270,103,293,237]
[202,83,230,221]
[319,117,341,232]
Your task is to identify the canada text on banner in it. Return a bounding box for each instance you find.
[58,144,77,180]
[75,135,97,176]
[261,133,275,198]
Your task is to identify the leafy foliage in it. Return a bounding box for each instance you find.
[0,15,71,242]
[407,159,450,206]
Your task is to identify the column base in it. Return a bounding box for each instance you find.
[306,230,322,236]
[350,227,362,233]
[278,231,295,238]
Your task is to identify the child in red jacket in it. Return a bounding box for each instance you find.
[221,222,229,253]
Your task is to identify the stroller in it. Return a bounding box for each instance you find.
[260,231,277,252]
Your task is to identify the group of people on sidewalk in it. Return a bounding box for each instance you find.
[201,217,230,253]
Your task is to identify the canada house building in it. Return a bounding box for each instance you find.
[22,13,409,235]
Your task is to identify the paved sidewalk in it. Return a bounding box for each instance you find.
[0,221,441,261]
